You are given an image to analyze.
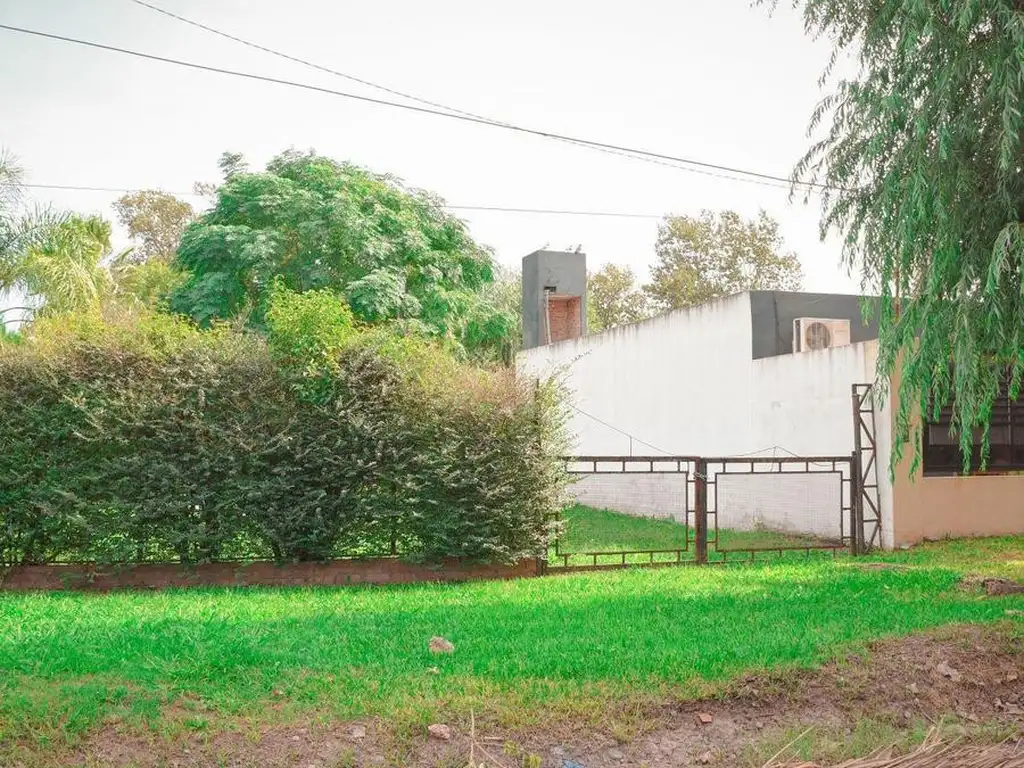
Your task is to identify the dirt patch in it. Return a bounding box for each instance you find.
[16,624,1024,768]
[985,578,1024,596]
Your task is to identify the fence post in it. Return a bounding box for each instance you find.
[849,451,862,556]
[694,458,708,565]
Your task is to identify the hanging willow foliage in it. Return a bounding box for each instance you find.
[767,0,1024,471]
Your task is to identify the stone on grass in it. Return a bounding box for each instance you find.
[428,723,452,741]
[429,636,455,654]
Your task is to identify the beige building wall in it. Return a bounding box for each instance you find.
[889,380,1024,545]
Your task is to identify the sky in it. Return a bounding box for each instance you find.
[0,0,860,309]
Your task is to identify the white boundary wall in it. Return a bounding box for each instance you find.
[748,339,894,546]
[519,294,755,456]
[715,472,844,540]
[571,474,689,523]
[519,293,895,547]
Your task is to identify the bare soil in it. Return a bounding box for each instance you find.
[10,623,1024,768]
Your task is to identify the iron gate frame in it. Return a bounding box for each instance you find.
[852,383,883,553]
[700,455,855,558]
[555,456,698,569]
[553,453,856,571]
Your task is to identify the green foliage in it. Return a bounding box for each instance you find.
[0,325,21,345]
[646,209,803,311]
[265,283,356,396]
[462,296,517,364]
[587,264,651,332]
[0,150,68,320]
[345,268,417,322]
[0,311,568,566]
[1,214,122,319]
[112,190,195,264]
[112,259,187,309]
[169,149,510,358]
[462,263,521,364]
[771,0,1024,471]
[217,150,248,180]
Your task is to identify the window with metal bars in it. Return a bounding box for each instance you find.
[922,375,1024,475]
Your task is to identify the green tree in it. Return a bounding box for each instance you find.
[170,149,510,357]
[588,264,650,331]
[466,263,521,363]
[0,150,66,328]
[1,214,120,319]
[112,259,186,309]
[645,210,803,311]
[773,0,1024,469]
[113,190,195,264]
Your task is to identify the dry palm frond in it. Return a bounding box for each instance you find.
[764,728,1024,767]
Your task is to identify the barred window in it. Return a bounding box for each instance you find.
[922,377,1024,475]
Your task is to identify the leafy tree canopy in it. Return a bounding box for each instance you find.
[771,0,1024,470]
[646,209,803,311]
[113,189,195,264]
[112,259,186,309]
[1,213,120,320]
[588,264,651,332]
[0,150,67,328]
[170,149,510,357]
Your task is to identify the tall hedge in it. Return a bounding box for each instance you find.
[0,309,568,566]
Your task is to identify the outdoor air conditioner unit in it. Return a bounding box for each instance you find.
[792,318,852,353]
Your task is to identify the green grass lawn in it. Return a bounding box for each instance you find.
[1,547,1021,748]
[869,535,1024,581]
[0,505,1020,751]
[553,504,836,566]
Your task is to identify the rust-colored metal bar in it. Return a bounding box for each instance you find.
[694,458,708,565]
[700,455,850,464]
[850,448,862,556]
[564,454,702,464]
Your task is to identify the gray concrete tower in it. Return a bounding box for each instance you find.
[521,249,587,349]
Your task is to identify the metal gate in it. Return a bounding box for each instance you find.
[549,453,855,572]
[852,384,883,553]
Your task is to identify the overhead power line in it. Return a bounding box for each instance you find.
[11,181,664,219]
[0,22,831,193]
[450,205,659,219]
[124,0,803,192]
[127,0,492,121]
[18,182,199,196]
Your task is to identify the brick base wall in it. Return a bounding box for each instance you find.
[548,296,582,343]
[0,557,541,591]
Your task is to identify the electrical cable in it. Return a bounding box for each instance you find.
[125,0,812,193]
[10,182,666,219]
[0,22,835,193]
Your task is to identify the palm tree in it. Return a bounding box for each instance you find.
[0,149,117,325]
[14,215,121,317]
